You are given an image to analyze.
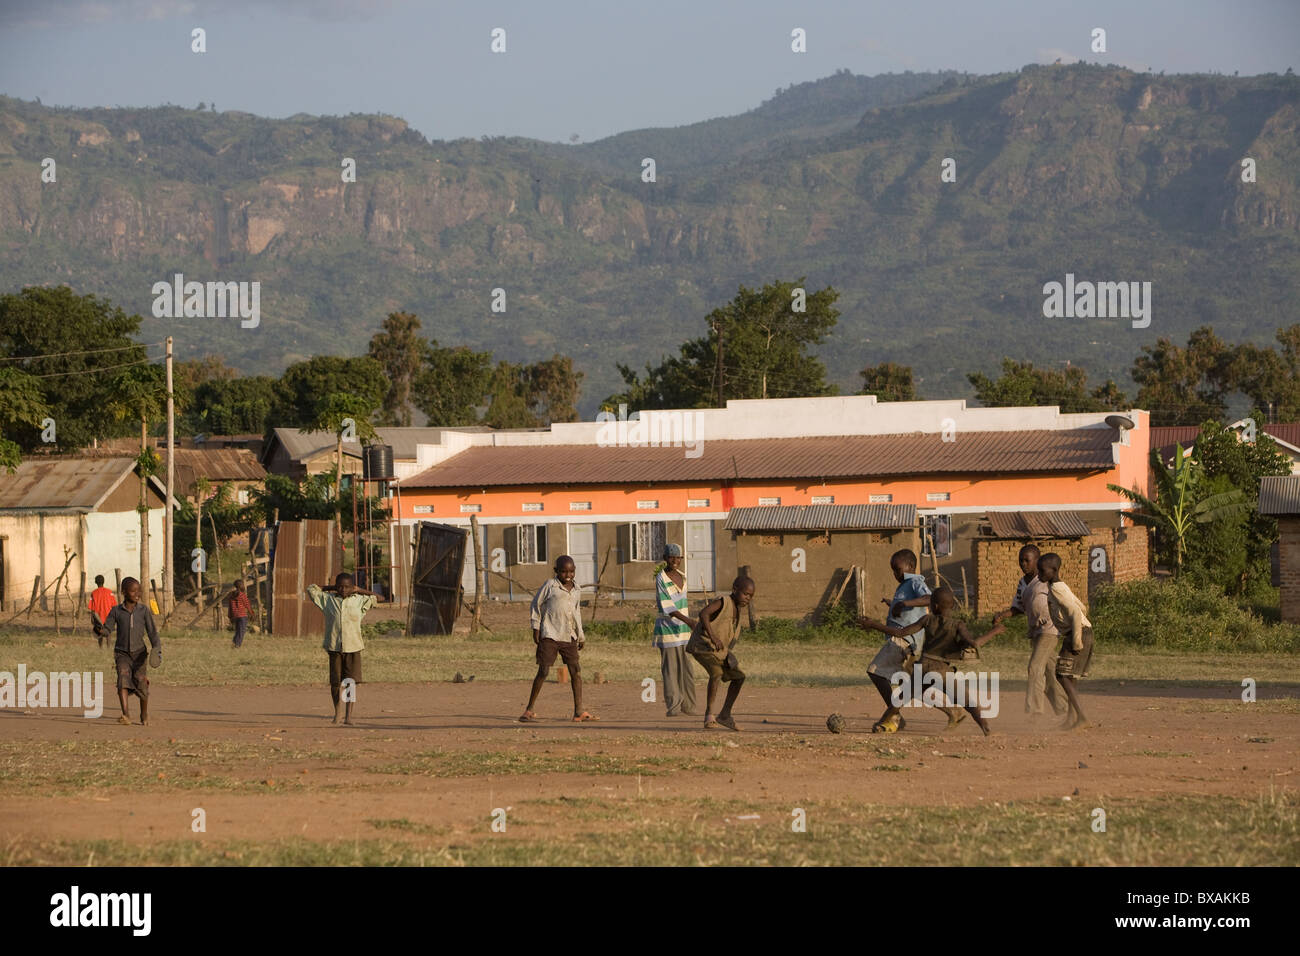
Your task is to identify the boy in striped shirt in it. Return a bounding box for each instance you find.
[227,579,251,648]
[654,544,698,716]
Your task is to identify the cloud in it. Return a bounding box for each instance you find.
[0,0,406,28]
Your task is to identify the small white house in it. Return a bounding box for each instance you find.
[0,458,176,612]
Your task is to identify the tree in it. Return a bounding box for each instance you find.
[1130,326,1231,426]
[183,375,278,436]
[413,344,495,426]
[1190,420,1291,593]
[1228,324,1300,422]
[608,279,840,410]
[859,362,917,401]
[106,364,167,587]
[1108,445,1248,577]
[968,359,1128,412]
[368,312,431,426]
[0,367,49,472]
[304,392,379,504]
[525,354,583,424]
[272,356,387,429]
[483,361,542,429]
[0,286,150,451]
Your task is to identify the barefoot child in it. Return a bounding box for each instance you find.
[654,544,698,717]
[863,549,931,733]
[686,575,754,731]
[520,556,597,723]
[306,573,378,725]
[860,586,1003,735]
[103,577,161,725]
[88,574,116,649]
[992,544,1067,720]
[1036,552,1094,730]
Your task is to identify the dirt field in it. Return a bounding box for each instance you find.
[2,673,1297,865]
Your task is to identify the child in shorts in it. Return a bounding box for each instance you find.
[103,577,161,726]
[1037,552,1094,731]
[686,575,754,731]
[306,572,378,725]
[860,586,1004,735]
[519,556,597,723]
[862,549,931,733]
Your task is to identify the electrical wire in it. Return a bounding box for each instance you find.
[0,342,164,363]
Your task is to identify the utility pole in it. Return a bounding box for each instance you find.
[164,336,175,614]
[713,319,725,408]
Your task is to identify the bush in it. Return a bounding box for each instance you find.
[1091,577,1300,653]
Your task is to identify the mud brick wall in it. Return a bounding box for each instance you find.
[1085,525,1151,597]
[973,538,1088,619]
[1280,517,1300,624]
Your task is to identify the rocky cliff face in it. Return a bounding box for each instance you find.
[1,65,1297,407]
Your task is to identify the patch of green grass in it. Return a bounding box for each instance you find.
[6,791,1296,866]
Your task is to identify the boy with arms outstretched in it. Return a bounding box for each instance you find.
[306,572,378,725]
[860,586,1003,735]
[686,575,754,731]
[520,556,598,722]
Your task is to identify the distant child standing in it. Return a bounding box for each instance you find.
[306,573,378,725]
[1037,553,1094,731]
[686,575,754,731]
[227,579,252,649]
[520,556,597,723]
[653,544,698,717]
[864,549,932,733]
[103,577,161,726]
[88,574,117,648]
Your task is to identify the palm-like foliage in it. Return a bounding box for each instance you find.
[1108,444,1249,574]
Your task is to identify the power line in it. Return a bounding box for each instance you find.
[0,342,165,364]
[25,357,158,379]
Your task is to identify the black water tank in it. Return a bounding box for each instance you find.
[363,443,395,480]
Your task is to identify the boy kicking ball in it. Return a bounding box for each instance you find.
[520,556,598,723]
[860,586,1004,735]
[863,549,931,733]
[686,575,754,731]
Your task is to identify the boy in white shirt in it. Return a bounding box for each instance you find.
[1037,552,1094,731]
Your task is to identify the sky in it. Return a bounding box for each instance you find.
[0,0,1297,142]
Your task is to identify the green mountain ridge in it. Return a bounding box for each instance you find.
[0,64,1297,414]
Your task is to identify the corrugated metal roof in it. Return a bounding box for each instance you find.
[400,428,1118,488]
[267,426,493,465]
[986,511,1092,539]
[173,448,265,492]
[0,458,136,512]
[724,504,917,531]
[1258,475,1300,515]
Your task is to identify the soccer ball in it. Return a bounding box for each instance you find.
[826,713,846,734]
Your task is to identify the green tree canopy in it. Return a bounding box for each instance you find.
[413,343,495,426]
[859,361,918,401]
[368,311,431,427]
[1131,326,1231,425]
[182,375,278,436]
[272,356,387,428]
[0,286,150,451]
[608,279,840,410]
[968,359,1128,412]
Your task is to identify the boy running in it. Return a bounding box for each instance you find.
[306,573,378,725]
[686,575,754,731]
[1037,553,1094,731]
[864,549,931,733]
[88,574,116,648]
[860,586,1003,735]
[520,556,597,723]
[654,544,698,716]
[227,579,251,649]
[103,577,161,725]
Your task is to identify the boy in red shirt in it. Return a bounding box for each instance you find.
[227,579,252,648]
